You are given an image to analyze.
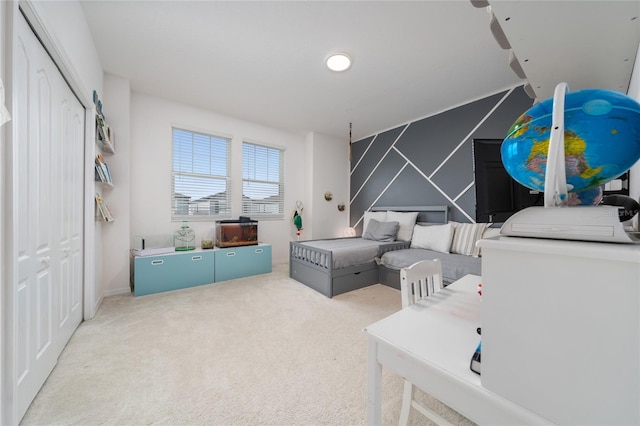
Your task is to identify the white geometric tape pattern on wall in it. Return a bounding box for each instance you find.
[349,85,532,230]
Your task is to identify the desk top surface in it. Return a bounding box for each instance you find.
[364,274,482,387]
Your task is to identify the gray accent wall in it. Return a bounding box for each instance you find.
[349,85,533,233]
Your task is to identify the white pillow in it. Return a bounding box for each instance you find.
[410,223,454,254]
[450,222,488,257]
[363,211,387,235]
[386,211,419,242]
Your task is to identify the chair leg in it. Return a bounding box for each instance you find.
[400,379,455,426]
[399,379,413,426]
[412,400,455,426]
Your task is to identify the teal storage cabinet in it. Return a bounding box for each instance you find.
[215,244,272,282]
[134,250,214,296]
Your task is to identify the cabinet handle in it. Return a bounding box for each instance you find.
[191,255,203,261]
[151,260,164,265]
[226,252,236,257]
[255,249,263,254]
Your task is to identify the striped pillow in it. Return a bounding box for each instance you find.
[449,222,488,257]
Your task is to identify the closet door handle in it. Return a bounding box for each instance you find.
[151,260,164,266]
[226,252,236,257]
[255,249,263,254]
[191,255,203,261]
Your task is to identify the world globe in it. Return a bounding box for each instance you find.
[501,88,640,206]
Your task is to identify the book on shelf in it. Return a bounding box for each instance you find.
[94,154,112,184]
[95,193,114,222]
[95,110,114,152]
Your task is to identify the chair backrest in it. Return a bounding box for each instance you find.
[400,259,444,308]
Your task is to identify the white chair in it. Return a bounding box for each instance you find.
[400,259,445,309]
[399,259,453,426]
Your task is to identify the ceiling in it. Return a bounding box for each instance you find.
[79,1,640,141]
[489,0,640,101]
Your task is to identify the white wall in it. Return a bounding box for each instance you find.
[101,75,131,295]
[309,132,350,239]
[129,93,308,267]
[627,42,640,206]
[22,1,102,105]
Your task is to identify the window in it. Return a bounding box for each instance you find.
[172,128,231,220]
[242,141,284,218]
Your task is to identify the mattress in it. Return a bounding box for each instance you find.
[293,238,394,269]
[377,248,482,283]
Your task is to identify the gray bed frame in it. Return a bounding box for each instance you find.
[288,206,448,298]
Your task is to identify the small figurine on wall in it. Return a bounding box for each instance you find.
[292,200,304,240]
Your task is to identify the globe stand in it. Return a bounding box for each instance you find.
[544,82,571,207]
[501,82,640,244]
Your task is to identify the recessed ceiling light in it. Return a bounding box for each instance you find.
[326,53,352,72]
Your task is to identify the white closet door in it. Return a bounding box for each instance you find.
[56,93,84,353]
[12,13,85,421]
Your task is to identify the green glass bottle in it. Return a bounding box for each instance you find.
[174,221,195,251]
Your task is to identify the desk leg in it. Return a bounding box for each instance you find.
[366,338,382,426]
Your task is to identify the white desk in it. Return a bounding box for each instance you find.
[364,274,551,425]
[480,237,640,425]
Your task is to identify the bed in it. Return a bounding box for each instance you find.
[289,206,448,297]
[378,220,497,289]
[378,248,482,288]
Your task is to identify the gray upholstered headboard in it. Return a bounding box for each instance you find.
[370,205,448,225]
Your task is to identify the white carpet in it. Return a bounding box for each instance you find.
[21,263,475,426]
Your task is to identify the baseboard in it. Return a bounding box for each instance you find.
[103,286,132,297]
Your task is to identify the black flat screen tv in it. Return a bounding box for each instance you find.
[473,138,543,223]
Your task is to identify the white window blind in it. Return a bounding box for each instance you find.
[172,128,231,220]
[242,141,284,218]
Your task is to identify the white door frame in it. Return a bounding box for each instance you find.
[18,0,98,317]
[1,1,99,424]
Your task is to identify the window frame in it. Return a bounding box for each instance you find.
[171,127,232,222]
[241,140,285,219]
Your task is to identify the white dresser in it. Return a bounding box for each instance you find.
[479,236,640,425]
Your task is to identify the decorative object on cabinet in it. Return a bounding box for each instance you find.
[174,221,196,251]
[201,240,214,250]
[132,234,174,257]
[215,218,258,247]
